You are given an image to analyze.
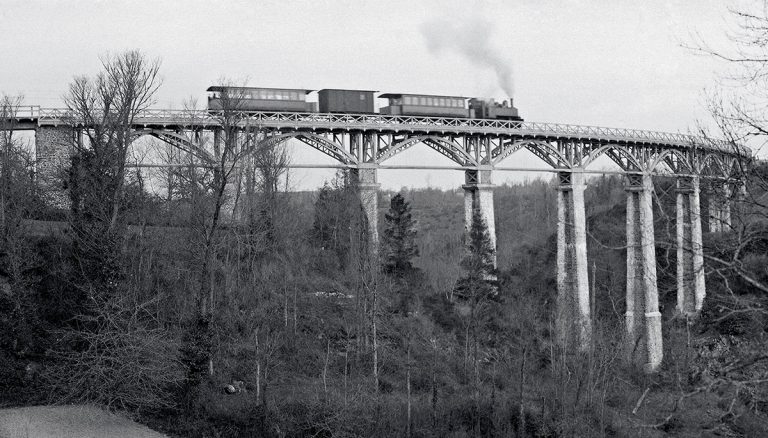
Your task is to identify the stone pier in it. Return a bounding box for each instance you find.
[625,173,662,372]
[676,176,706,316]
[35,125,74,208]
[555,169,591,350]
[462,169,497,266]
[351,166,380,258]
[708,183,731,233]
[721,184,732,231]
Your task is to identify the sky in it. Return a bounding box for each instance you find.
[0,0,748,190]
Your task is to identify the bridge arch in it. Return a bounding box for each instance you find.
[131,129,213,163]
[698,152,728,177]
[491,139,570,168]
[583,144,642,171]
[261,132,358,165]
[377,135,477,166]
[650,149,693,174]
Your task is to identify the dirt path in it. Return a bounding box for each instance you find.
[0,405,167,438]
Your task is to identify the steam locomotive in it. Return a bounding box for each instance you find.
[206,86,522,121]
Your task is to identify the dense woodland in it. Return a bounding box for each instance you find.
[3,8,768,434]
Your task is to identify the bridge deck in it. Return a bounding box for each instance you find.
[3,106,749,157]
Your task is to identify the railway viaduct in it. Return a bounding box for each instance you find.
[8,106,752,373]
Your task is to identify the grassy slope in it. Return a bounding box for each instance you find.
[0,405,167,438]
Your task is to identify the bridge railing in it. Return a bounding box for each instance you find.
[23,108,749,156]
[4,106,40,118]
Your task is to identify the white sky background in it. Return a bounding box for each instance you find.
[0,0,749,190]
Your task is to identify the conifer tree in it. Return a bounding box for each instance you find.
[453,207,498,434]
[454,207,497,301]
[382,193,419,276]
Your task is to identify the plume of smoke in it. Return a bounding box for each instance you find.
[420,17,514,97]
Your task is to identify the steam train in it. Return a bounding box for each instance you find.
[206,86,522,121]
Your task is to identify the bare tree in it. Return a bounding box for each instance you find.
[175,81,275,392]
[64,50,161,297]
[0,95,38,285]
[660,1,768,425]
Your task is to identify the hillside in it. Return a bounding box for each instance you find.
[1,171,768,437]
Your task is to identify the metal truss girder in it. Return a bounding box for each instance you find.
[697,153,727,177]
[491,139,533,165]
[422,137,477,165]
[25,107,750,159]
[377,136,425,163]
[603,147,642,171]
[27,109,746,180]
[270,132,357,165]
[135,129,213,163]
[523,140,569,168]
[376,135,475,165]
[656,149,693,174]
[349,132,377,163]
[722,156,743,178]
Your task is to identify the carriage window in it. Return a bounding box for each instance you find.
[402,96,410,105]
[418,97,425,105]
[290,92,298,101]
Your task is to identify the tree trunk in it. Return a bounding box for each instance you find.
[518,347,527,438]
[432,341,438,430]
[406,337,412,438]
[255,327,261,405]
[473,320,480,438]
[344,341,349,408]
[372,286,379,394]
[283,284,289,329]
[323,337,330,403]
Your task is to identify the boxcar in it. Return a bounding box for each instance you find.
[207,86,315,112]
[318,89,376,114]
[378,93,470,118]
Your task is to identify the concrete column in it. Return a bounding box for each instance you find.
[691,177,706,311]
[721,184,732,231]
[462,169,497,267]
[351,166,380,258]
[675,178,694,316]
[708,182,731,233]
[707,198,720,233]
[676,176,706,315]
[556,170,591,351]
[35,125,74,208]
[734,182,748,222]
[625,174,662,372]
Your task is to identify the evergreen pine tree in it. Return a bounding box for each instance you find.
[311,182,336,249]
[382,193,419,276]
[454,207,497,302]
